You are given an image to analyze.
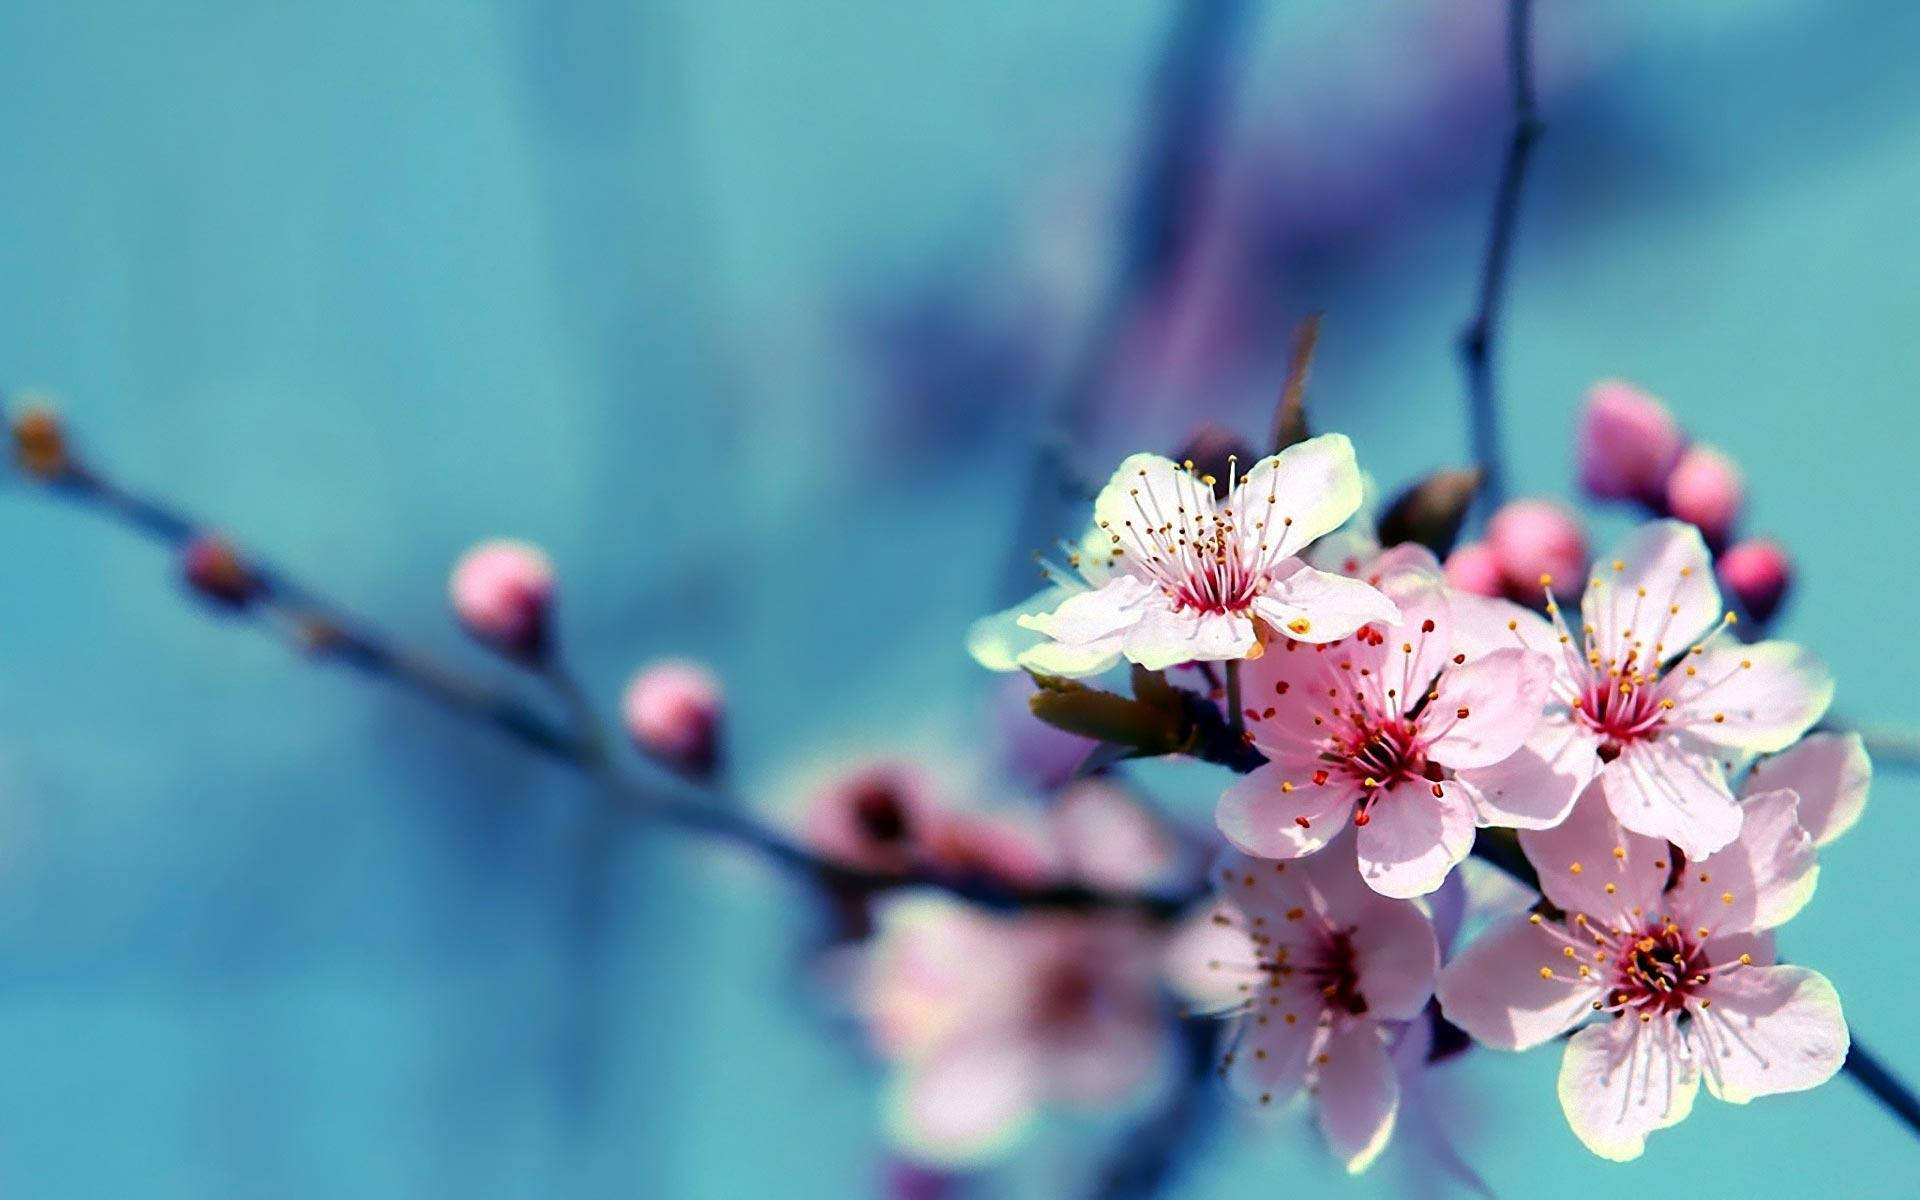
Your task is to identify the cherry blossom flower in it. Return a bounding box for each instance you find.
[1452,519,1834,860]
[975,436,1398,677]
[863,895,1168,1165]
[1166,836,1439,1172]
[1742,730,1871,848]
[1436,779,1848,1161]
[1217,563,1556,897]
[1576,379,1684,505]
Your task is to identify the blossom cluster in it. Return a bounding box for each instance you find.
[963,415,1864,1169]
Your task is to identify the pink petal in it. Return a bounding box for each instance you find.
[1602,738,1742,860]
[1582,520,1720,658]
[1161,902,1262,1015]
[1240,634,1345,758]
[1436,915,1604,1050]
[1254,562,1401,645]
[1670,788,1816,934]
[1224,985,1322,1107]
[1314,1021,1400,1174]
[1697,966,1848,1104]
[1668,640,1834,754]
[1556,1022,1700,1162]
[1369,568,1454,709]
[1346,892,1440,1022]
[1426,648,1555,769]
[886,1036,1041,1166]
[1354,781,1475,898]
[1741,731,1871,848]
[1517,777,1668,920]
[1453,718,1599,830]
[1217,762,1357,860]
[1045,1007,1165,1108]
[1448,591,1558,660]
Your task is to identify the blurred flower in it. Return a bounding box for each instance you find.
[623,659,722,776]
[1438,780,1846,1162]
[864,895,1166,1166]
[1485,498,1586,602]
[181,535,262,609]
[802,760,944,876]
[1664,444,1744,547]
[1220,562,1555,897]
[449,539,553,658]
[1002,437,1396,676]
[1048,778,1180,893]
[1717,537,1792,624]
[1170,834,1439,1173]
[1576,379,1684,505]
[1451,520,1832,859]
[1441,541,1503,599]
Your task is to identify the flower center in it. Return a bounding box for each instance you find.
[1305,929,1368,1017]
[1572,666,1671,757]
[1101,459,1294,617]
[1606,922,1710,1016]
[1327,714,1438,823]
[851,783,911,845]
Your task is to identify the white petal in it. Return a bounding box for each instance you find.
[1314,1022,1400,1174]
[1582,520,1720,659]
[1161,902,1262,1015]
[1741,731,1871,847]
[1016,636,1125,678]
[1234,433,1365,561]
[1697,966,1848,1104]
[1669,640,1834,754]
[1122,606,1256,669]
[1353,780,1475,898]
[1602,738,1743,860]
[1019,572,1152,644]
[1092,453,1217,552]
[1436,915,1604,1051]
[967,584,1074,671]
[1556,1021,1700,1162]
[885,1036,1041,1166]
[1254,563,1401,645]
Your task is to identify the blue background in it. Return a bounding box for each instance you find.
[0,2,1915,1195]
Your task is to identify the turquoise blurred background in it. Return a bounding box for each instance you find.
[1,1,1916,1195]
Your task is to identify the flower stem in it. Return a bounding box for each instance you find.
[1457,0,1542,520]
[1224,658,1244,738]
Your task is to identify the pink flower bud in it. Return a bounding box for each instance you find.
[803,761,940,875]
[622,659,722,775]
[1486,498,1586,599]
[1442,541,1503,598]
[1576,379,1684,504]
[182,535,261,609]
[449,539,553,657]
[1664,445,1743,547]
[1717,538,1792,625]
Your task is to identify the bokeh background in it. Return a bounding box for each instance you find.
[1,1,1916,1195]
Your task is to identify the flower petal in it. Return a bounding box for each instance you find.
[1696,965,1848,1104]
[1016,636,1125,678]
[1449,591,1559,660]
[885,1036,1041,1166]
[1556,1022,1699,1162]
[1346,893,1440,1022]
[1224,987,1321,1107]
[1453,718,1599,830]
[1354,780,1475,898]
[967,584,1074,671]
[1436,914,1604,1050]
[1581,520,1720,659]
[1602,737,1742,860]
[1741,731,1871,848]
[1667,640,1834,754]
[1093,453,1216,549]
[1235,433,1366,561]
[1518,777,1668,920]
[1314,1021,1400,1174]
[1254,563,1401,645]
[1426,648,1555,769]
[1020,572,1152,644]
[1217,762,1357,860]
[1122,606,1256,670]
[1161,902,1262,1015]
[1671,788,1817,933]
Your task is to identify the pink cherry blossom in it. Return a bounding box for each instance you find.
[863,895,1167,1165]
[1001,436,1399,675]
[622,659,722,775]
[799,760,947,876]
[1217,564,1556,897]
[448,539,554,657]
[1486,498,1586,601]
[1048,778,1181,893]
[1576,379,1685,505]
[1665,444,1745,547]
[1437,779,1847,1161]
[1452,519,1833,859]
[1169,836,1439,1172]
[1442,540,1504,598]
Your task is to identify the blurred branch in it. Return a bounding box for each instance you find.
[1457,0,1542,520]
[1086,1018,1222,1200]
[6,408,1196,922]
[1855,725,1920,770]
[1001,0,1251,601]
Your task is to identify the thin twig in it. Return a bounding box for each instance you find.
[1457,0,1542,520]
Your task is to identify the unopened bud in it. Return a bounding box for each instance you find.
[1172,424,1255,500]
[1664,445,1743,548]
[182,536,262,609]
[1576,379,1683,505]
[449,539,553,658]
[622,659,722,776]
[1718,538,1792,625]
[1487,498,1586,600]
[11,401,71,480]
[1442,541,1504,598]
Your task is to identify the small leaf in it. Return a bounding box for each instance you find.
[1270,313,1322,454]
[1377,467,1482,557]
[1027,671,1193,758]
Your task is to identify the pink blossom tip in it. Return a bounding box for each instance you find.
[449,539,554,657]
[1486,498,1587,600]
[1664,445,1744,547]
[182,535,262,608]
[1576,379,1683,504]
[1717,538,1792,625]
[623,659,722,775]
[1442,541,1503,598]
